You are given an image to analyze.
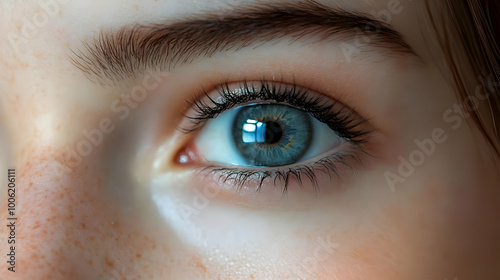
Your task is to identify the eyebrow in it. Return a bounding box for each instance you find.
[70,1,415,85]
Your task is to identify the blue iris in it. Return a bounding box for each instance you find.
[232,104,312,166]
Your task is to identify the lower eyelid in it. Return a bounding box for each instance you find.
[192,143,365,193]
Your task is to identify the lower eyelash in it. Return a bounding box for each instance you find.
[199,148,366,194]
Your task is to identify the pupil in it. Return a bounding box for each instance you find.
[264,121,283,144]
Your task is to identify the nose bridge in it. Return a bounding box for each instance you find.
[0,146,102,279]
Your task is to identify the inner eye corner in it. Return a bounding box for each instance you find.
[173,139,200,167]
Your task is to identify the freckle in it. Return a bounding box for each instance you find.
[133,5,139,10]
[29,182,33,187]
[81,222,86,228]
[193,256,207,273]
[136,253,142,259]
[56,125,60,131]
[105,257,115,268]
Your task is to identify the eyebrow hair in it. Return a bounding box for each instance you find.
[70,1,415,85]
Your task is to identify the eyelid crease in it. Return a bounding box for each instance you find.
[69,1,416,86]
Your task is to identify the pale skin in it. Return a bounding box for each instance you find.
[0,0,499,279]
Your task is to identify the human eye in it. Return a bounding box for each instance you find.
[175,80,373,193]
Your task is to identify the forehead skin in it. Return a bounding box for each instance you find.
[0,0,499,280]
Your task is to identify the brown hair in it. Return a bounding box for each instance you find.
[425,0,500,156]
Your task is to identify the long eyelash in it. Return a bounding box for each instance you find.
[200,149,365,194]
[182,80,371,143]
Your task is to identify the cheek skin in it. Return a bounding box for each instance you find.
[376,136,500,279]
[0,146,214,279]
[146,170,414,279]
[0,147,150,279]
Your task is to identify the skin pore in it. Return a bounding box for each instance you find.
[0,0,499,279]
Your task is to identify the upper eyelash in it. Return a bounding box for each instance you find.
[181,80,371,143]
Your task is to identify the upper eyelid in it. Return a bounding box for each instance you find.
[69,1,417,86]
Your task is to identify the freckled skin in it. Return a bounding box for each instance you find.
[0,150,150,278]
[0,0,499,279]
